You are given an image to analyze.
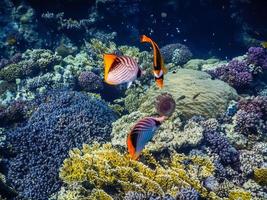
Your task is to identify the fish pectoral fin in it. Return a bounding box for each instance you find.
[103,54,117,81]
[127,81,133,88]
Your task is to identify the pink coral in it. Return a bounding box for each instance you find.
[155,93,176,117]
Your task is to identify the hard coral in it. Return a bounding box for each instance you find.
[78,71,103,92]
[5,90,117,200]
[155,93,176,117]
[59,143,218,199]
[247,47,267,70]
[207,59,253,90]
[234,96,267,135]
[0,49,61,82]
[253,168,267,186]
[161,43,192,65]
[203,129,240,169]
[176,188,200,200]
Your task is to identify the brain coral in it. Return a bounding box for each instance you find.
[4,90,117,200]
[125,69,238,119]
[58,143,218,199]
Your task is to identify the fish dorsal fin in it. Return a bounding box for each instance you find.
[103,54,118,81]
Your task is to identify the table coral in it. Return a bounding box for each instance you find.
[4,90,117,200]
[58,143,219,199]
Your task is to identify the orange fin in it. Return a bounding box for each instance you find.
[127,131,136,159]
[140,35,152,43]
[103,54,117,81]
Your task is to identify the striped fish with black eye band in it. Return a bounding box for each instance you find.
[103,54,143,88]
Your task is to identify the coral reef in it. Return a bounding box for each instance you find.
[58,142,219,199]
[124,69,238,119]
[253,168,267,186]
[4,90,117,200]
[77,71,103,92]
[234,96,267,136]
[247,47,267,70]
[0,49,61,82]
[207,59,253,90]
[203,128,240,169]
[160,43,192,66]
[0,100,27,127]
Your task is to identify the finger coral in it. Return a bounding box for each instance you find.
[58,143,219,199]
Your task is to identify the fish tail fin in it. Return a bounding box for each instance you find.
[127,132,136,159]
[103,54,117,81]
[140,35,152,43]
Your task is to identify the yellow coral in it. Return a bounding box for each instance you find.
[229,190,252,200]
[253,167,267,186]
[59,143,222,199]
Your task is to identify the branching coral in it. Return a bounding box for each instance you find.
[4,90,117,200]
[228,190,252,200]
[0,49,61,82]
[234,96,267,135]
[253,168,267,186]
[207,59,253,90]
[59,143,219,199]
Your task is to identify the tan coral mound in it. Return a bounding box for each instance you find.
[138,69,238,119]
[58,143,219,199]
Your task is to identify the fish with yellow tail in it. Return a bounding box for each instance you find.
[127,116,166,160]
[140,34,167,88]
[103,54,142,88]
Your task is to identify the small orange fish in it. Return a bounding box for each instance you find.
[140,35,167,89]
[127,116,166,160]
[103,54,142,88]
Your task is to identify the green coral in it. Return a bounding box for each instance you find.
[0,49,61,82]
[253,167,267,186]
[59,143,219,199]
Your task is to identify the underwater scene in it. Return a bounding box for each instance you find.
[1,0,267,199]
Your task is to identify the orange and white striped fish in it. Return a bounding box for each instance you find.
[103,54,142,88]
[127,116,166,160]
[140,35,167,88]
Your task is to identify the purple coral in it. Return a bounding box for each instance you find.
[247,47,267,70]
[0,100,27,127]
[204,129,240,169]
[4,90,117,200]
[78,71,103,92]
[208,59,252,90]
[234,96,267,135]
